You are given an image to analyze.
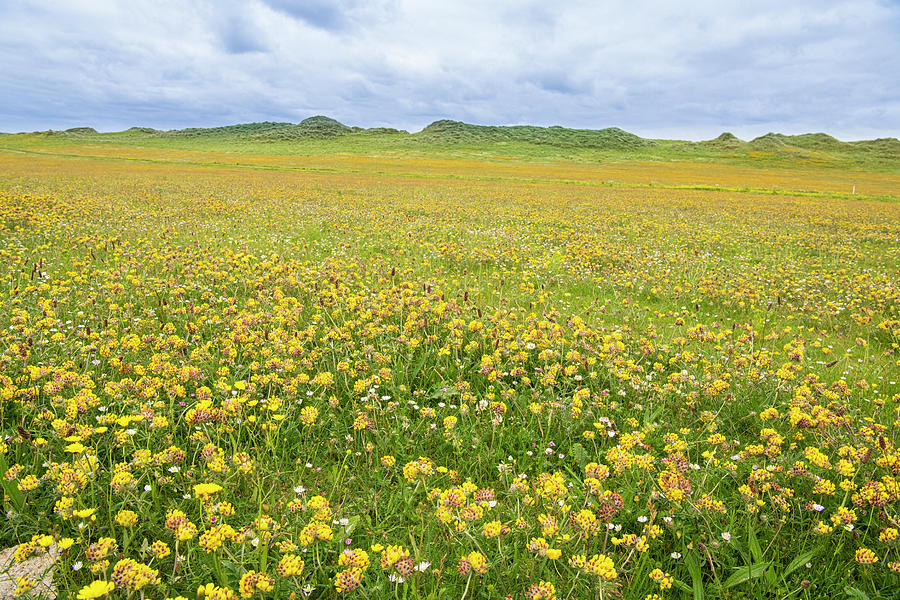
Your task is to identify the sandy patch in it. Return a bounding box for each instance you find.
[0,544,57,599]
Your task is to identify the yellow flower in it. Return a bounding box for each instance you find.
[76,580,115,600]
[115,510,138,527]
[193,482,224,497]
[300,406,318,426]
[855,548,878,564]
[277,554,305,577]
[14,576,36,597]
[649,568,673,590]
[483,520,502,538]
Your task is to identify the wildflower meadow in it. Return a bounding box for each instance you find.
[1,142,899,599]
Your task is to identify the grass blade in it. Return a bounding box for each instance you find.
[685,549,705,600]
[748,525,775,586]
[723,562,771,589]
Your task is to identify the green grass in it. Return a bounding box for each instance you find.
[0,126,898,600]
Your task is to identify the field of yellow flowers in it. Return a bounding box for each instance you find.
[1,149,899,599]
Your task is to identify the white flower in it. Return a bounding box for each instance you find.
[721,532,731,542]
[671,552,682,559]
[637,516,648,523]
[416,561,431,572]
[144,484,152,492]
[72,561,83,571]
[812,503,824,512]
[294,485,306,494]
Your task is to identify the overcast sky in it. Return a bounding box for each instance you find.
[1,0,898,140]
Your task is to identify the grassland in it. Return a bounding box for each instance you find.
[0,123,899,600]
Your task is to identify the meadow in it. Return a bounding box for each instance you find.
[0,132,899,600]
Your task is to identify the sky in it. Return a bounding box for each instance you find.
[1,0,898,140]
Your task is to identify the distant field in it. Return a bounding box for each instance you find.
[0,138,898,599]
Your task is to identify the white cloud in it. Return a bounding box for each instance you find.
[0,0,897,139]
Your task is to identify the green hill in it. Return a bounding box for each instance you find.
[141,117,395,141]
[129,117,651,149]
[64,126,98,135]
[416,120,652,150]
[773,133,844,150]
[5,117,898,169]
[696,132,743,150]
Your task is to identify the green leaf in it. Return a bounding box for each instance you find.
[844,586,871,600]
[781,549,816,580]
[429,387,457,400]
[643,404,664,426]
[345,514,361,536]
[571,442,588,469]
[0,452,25,512]
[723,562,772,589]
[748,526,764,562]
[685,550,705,600]
[748,525,775,586]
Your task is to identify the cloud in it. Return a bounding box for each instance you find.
[0,0,897,139]
[221,15,268,54]
[258,0,374,31]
